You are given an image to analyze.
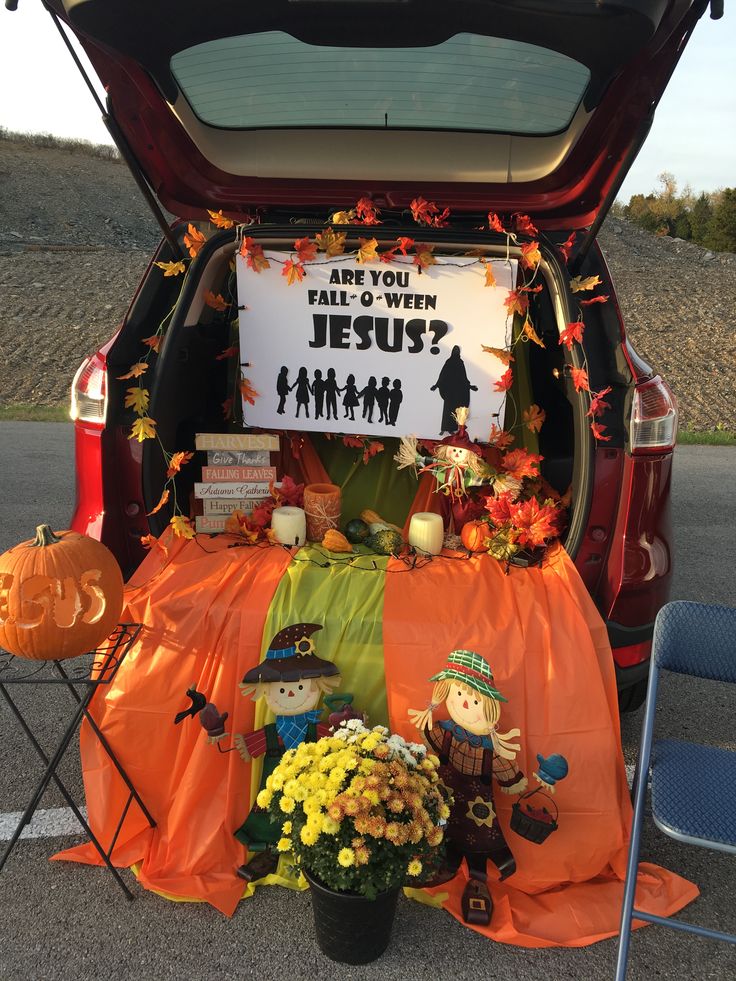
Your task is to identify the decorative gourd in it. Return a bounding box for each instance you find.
[322,529,353,554]
[367,529,404,556]
[0,525,124,661]
[461,520,491,553]
[359,509,402,535]
[344,518,370,544]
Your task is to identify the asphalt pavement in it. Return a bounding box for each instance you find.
[0,423,734,981]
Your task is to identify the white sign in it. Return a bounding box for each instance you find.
[237,253,517,441]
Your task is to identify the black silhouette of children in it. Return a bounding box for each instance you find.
[431,345,478,433]
[388,379,403,426]
[359,376,378,424]
[324,368,343,421]
[290,367,312,418]
[313,370,326,420]
[376,377,391,424]
[342,374,360,421]
[276,366,289,415]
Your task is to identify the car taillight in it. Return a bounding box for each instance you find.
[71,352,108,425]
[630,376,677,454]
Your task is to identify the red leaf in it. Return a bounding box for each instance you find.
[493,368,514,392]
[487,424,515,450]
[271,474,305,507]
[514,214,538,236]
[590,421,612,441]
[395,236,415,255]
[501,448,543,481]
[485,491,515,525]
[559,321,585,350]
[504,290,529,318]
[571,366,590,392]
[216,345,238,360]
[282,259,306,285]
[512,497,559,548]
[588,386,613,418]
[487,212,506,233]
[410,196,450,227]
[355,197,381,225]
[558,231,576,263]
[294,236,318,262]
[579,295,610,306]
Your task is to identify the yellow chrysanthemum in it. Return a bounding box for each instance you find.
[337,847,355,868]
[271,773,285,792]
[407,859,423,877]
[439,803,451,820]
[256,789,273,808]
[328,766,346,787]
[279,795,296,814]
[282,821,292,835]
[300,824,320,846]
[276,837,292,852]
[363,790,380,806]
[303,797,322,816]
[322,816,340,835]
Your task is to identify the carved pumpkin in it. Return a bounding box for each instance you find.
[0,525,124,660]
[460,520,490,553]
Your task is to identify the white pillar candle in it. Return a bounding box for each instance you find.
[408,512,444,555]
[271,506,307,547]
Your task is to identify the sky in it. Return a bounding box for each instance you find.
[0,2,733,202]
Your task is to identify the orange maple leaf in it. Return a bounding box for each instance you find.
[488,424,515,450]
[357,238,379,263]
[588,387,613,418]
[523,404,546,433]
[483,262,497,288]
[513,497,558,548]
[216,345,238,360]
[203,290,228,312]
[117,362,148,380]
[410,197,450,227]
[166,451,194,478]
[207,209,234,229]
[504,291,529,318]
[395,236,415,255]
[183,224,206,258]
[413,243,436,271]
[571,366,590,392]
[501,448,543,481]
[239,237,270,272]
[579,295,610,306]
[240,377,260,405]
[520,241,542,271]
[559,321,585,349]
[590,421,612,441]
[482,345,514,366]
[315,227,347,257]
[294,236,318,262]
[170,514,195,540]
[485,491,516,526]
[282,259,305,284]
[514,214,539,236]
[355,197,381,225]
[523,319,545,348]
[146,488,170,516]
[140,533,167,554]
[488,212,506,233]
[494,368,514,392]
[362,440,385,464]
[142,334,161,353]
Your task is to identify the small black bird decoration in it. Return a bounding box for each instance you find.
[173,686,207,725]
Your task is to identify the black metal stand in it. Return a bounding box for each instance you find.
[0,623,155,899]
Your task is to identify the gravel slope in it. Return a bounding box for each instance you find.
[1,137,734,428]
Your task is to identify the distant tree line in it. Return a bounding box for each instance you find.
[612,173,736,253]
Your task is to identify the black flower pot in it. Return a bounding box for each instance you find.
[304,869,400,964]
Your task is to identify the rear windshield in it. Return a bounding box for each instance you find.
[170,31,590,135]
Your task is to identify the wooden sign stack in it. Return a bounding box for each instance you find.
[193,433,280,533]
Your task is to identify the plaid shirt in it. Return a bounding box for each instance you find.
[427,722,523,787]
[243,720,330,758]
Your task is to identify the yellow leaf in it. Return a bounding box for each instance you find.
[356,237,379,263]
[315,227,347,257]
[124,386,149,415]
[170,514,196,539]
[203,290,228,311]
[481,346,514,366]
[146,488,170,516]
[523,404,546,433]
[154,260,186,277]
[140,533,167,555]
[520,241,542,271]
[413,243,436,270]
[183,224,206,258]
[207,209,234,229]
[166,451,194,478]
[129,416,157,442]
[483,262,497,287]
[523,319,545,348]
[330,209,356,224]
[569,274,602,293]
[117,362,148,380]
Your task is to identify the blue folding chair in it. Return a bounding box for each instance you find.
[615,600,736,979]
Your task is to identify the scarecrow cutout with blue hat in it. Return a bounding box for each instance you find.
[200,622,341,882]
[409,649,565,926]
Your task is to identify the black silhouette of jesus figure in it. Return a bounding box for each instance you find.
[430,345,478,434]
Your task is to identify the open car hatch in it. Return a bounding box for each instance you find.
[47,0,719,228]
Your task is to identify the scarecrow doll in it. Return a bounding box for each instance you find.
[408,649,528,926]
[201,622,340,882]
[394,407,520,531]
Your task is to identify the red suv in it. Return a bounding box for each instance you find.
[52,0,701,710]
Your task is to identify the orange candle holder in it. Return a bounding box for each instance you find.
[303,483,341,542]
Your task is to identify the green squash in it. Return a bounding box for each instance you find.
[367,529,404,556]
[344,518,370,544]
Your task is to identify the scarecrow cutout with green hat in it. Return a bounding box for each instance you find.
[409,649,543,926]
[200,622,340,882]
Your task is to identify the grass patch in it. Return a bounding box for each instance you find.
[0,404,69,422]
[0,127,120,162]
[678,427,736,446]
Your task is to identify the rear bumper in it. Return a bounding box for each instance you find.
[615,657,650,690]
